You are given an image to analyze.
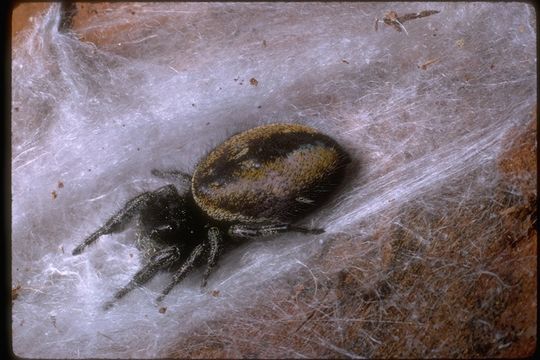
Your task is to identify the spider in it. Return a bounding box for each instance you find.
[72,123,350,309]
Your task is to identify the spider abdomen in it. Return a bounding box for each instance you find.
[192,123,350,223]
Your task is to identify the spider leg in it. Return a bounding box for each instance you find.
[72,185,178,255]
[151,169,191,183]
[103,245,181,310]
[156,243,206,302]
[228,223,325,238]
[201,227,223,288]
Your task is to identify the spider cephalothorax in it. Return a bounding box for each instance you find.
[72,123,350,309]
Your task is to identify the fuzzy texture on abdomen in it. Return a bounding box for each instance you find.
[192,123,350,223]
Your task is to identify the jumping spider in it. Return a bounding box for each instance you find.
[72,123,350,309]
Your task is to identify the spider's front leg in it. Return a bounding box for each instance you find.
[103,245,181,310]
[156,227,224,301]
[156,243,206,302]
[72,185,178,255]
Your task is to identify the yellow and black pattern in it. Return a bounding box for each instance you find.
[192,123,350,223]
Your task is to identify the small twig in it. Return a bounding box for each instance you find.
[376,10,440,33]
[399,10,440,22]
[294,308,317,333]
[418,57,440,70]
